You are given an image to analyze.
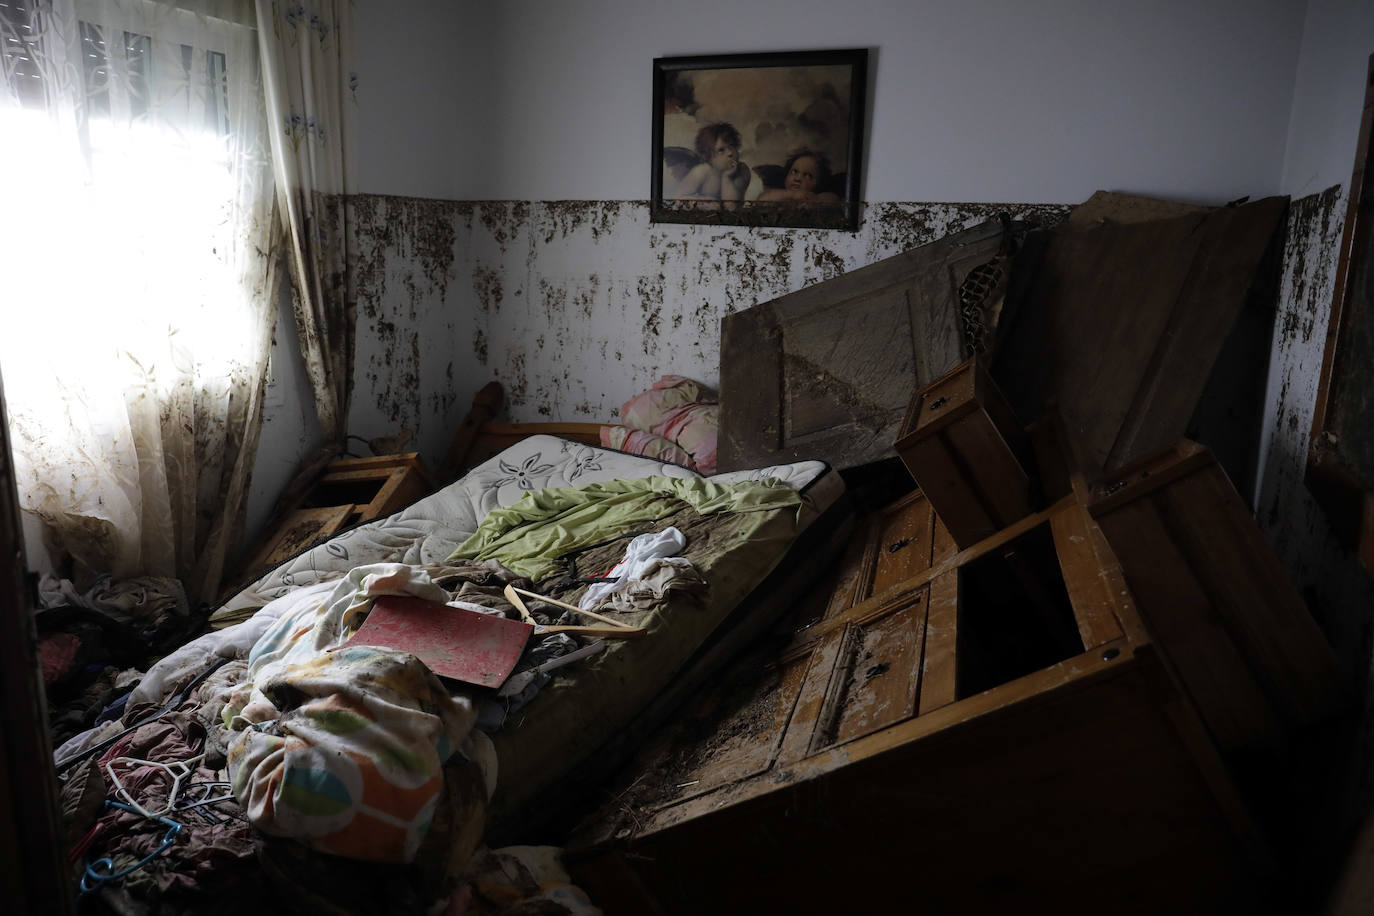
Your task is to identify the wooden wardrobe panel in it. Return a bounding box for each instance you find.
[719,220,1010,472]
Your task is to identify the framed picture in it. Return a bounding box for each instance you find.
[651,49,868,231]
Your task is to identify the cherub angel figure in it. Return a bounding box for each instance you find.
[755,148,843,203]
[664,122,751,204]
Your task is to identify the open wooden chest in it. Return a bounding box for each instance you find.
[565,437,1347,914]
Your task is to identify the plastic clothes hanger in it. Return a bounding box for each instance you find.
[104,753,204,818]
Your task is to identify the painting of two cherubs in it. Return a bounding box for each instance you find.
[651,49,868,231]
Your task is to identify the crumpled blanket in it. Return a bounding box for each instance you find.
[606,557,707,612]
[448,476,801,581]
[221,563,489,864]
[225,645,481,864]
[599,375,718,474]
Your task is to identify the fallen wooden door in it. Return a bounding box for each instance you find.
[717,219,1012,472]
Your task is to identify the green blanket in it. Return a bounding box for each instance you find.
[447,476,802,580]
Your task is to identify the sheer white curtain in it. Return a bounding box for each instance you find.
[256,0,356,447]
[0,0,279,603]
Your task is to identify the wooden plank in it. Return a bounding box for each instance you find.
[1088,440,1211,515]
[444,380,503,479]
[1309,53,1374,549]
[1067,190,1208,226]
[612,649,1267,915]
[939,407,1031,528]
[1093,498,1283,756]
[479,421,603,447]
[1311,53,1374,465]
[821,517,876,620]
[919,570,959,714]
[775,636,848,765]
[250,504,354,570]
[1050,504,1125,650]
[718,305,784,465]
[650,656,808,809]
[324,452,422,472]
[718,220,1009,472]
[991,196,1288,476]
[639,638,1139,833]
[931,516,958,564]
[1154,465,1346,729]
[795,494,1078,653]
[1105,197,1288,469]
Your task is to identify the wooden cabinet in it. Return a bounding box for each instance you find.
[566,441,1345,914]
[245,453,432,575]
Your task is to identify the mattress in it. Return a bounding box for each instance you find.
[213,436,841,628]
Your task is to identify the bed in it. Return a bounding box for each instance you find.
[55,432,849,911]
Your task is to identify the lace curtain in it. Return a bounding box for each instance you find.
[0,0,279,603]
[256,0,356,448]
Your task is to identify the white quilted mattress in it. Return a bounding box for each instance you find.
[214,436,842,624]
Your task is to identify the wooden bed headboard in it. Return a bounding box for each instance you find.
[443,381,602,480]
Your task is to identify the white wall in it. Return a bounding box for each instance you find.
[352,0,491,199]
[1280,0,1374,197]
[481,0,1306,204]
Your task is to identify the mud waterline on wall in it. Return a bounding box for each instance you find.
[348,197,1071,462]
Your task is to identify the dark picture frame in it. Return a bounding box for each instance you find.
[651,49,868,231]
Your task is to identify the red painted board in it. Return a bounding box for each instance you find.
[343,596,532,689]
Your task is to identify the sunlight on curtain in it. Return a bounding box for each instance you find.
[256,0,356,446]
[0,0,278,601]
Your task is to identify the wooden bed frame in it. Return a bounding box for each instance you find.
[443,381,602,480]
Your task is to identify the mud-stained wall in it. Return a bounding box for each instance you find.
[459,200,1068,421]
[1257,187,1374,666]
[1257,185,1374,828]
[347,197,1069,469]
[347,195,469,466]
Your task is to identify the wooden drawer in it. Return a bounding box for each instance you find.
[243,453,433,577]
[893,357,1033,548]
[305,453,432,523]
